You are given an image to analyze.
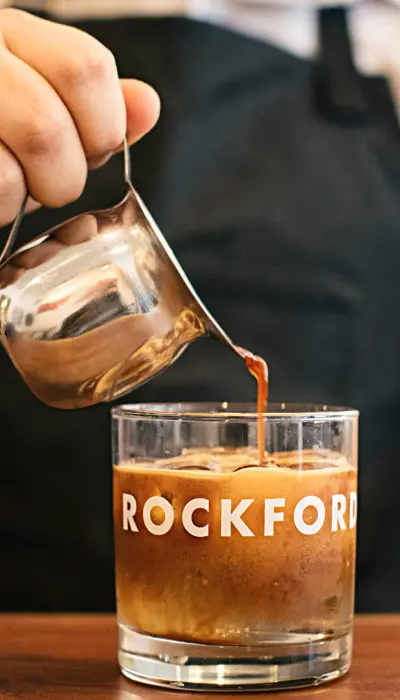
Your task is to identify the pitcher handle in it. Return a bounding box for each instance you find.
[0,137,132,266]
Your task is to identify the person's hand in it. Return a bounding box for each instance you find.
[0,9,161,226]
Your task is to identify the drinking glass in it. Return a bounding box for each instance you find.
[112,403,358,691]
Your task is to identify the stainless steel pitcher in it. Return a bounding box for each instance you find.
[0,140,238,409]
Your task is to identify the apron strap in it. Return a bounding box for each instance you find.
[315,7,370,123]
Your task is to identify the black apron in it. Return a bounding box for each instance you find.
[1,8,399,612]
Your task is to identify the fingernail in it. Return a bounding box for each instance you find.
[25,197,42,213]
[87,152,114,170]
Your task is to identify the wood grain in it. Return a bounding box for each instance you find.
[0,615,399,699]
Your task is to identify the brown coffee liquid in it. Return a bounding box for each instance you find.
[114,448,357,645]
[235,346,269,463]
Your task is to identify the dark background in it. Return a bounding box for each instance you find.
[1,11,400,613]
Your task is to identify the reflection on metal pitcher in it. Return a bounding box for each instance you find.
[0,149,239,408]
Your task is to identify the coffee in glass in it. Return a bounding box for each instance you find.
[113,403,358,691]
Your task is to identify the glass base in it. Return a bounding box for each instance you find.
[118,623,352,692]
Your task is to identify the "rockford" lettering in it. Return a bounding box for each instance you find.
[122,492,357,537]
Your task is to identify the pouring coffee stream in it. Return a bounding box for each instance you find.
[0,139,268,460]
[235,347,269,464]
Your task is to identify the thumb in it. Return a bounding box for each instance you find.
[120,79,161,146]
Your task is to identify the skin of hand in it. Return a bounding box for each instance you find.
[0,8,161,227]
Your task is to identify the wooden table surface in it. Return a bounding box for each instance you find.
[0,615,399,699]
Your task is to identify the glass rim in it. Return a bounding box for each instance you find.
[112,402,359,421]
